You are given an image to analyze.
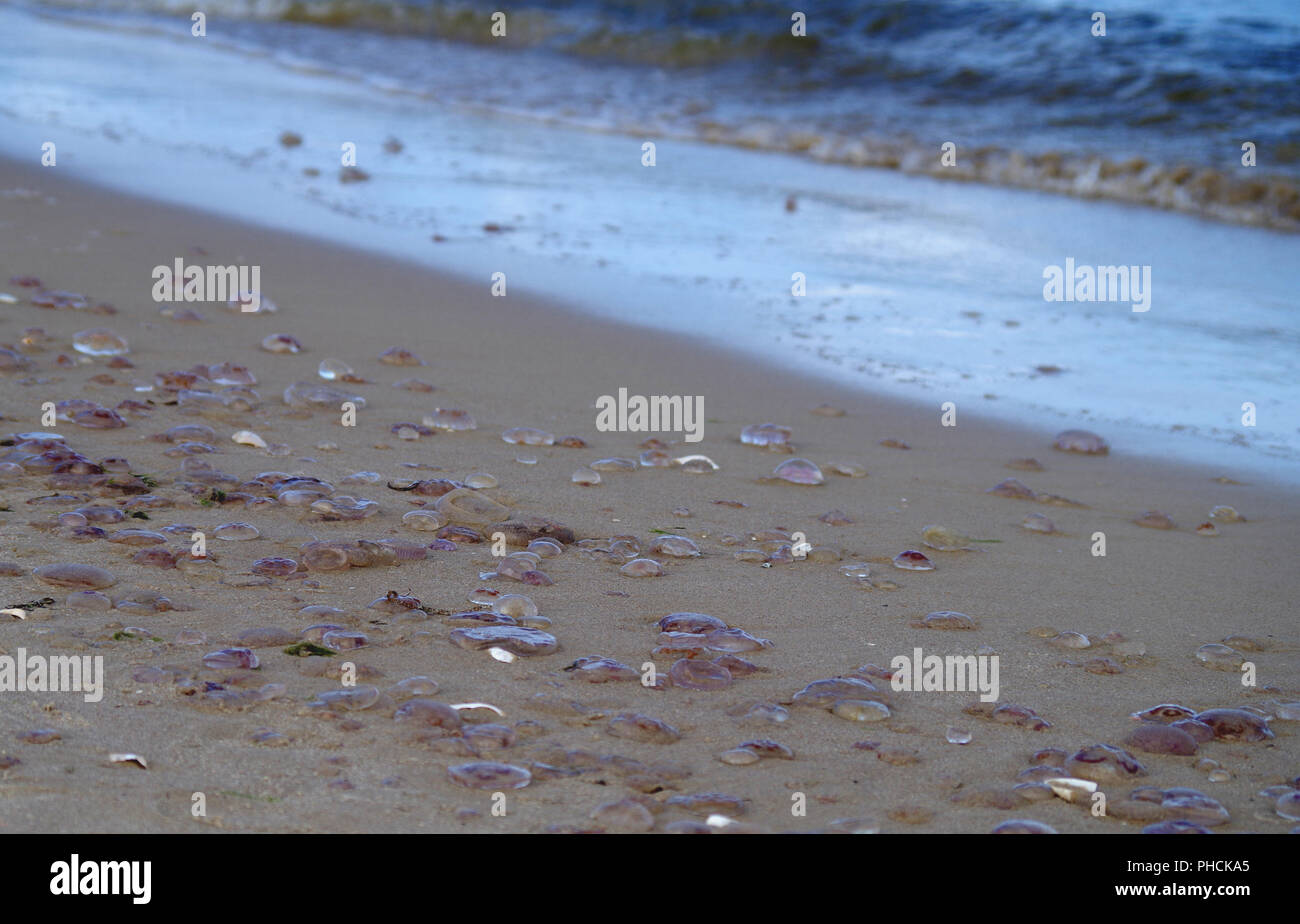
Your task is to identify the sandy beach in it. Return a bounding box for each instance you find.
[1,156,1296,834]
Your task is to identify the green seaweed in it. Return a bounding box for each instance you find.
[283,641,335,657]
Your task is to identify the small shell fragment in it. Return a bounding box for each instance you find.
[108,753,148,769]
[1045,777,1097,802]
[232,430,268,449]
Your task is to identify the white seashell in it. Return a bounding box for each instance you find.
[1,608,27,619]
[672,454,719,470]
[232,430,268,448]
[488,647,517,663]
[1045,777,1098,802]
[108,753,148,768]
[449,702,505,715]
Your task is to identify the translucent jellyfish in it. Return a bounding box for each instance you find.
[312,686,381,711]
[449,625,558,656]
[704,627,772,652]
[648,535,701,557]
[669,658,732,691]
[1022,513,1056,533]
[639,449,671,467]
[915,611,976,630]
[1064,744,1147,782]
[73,408,127,429]
[502,427,555,446]
[207,361,257,386]
[920,525,975,551]
[299,541,352,571]
[1209,505,1244,522]
[991,819,1057,834]
[66,590,113,611]
[792,678,878,707]
[492,594,538,620]
[988,478,1035,500]
[832,700,890,722]
[423,409,477,431]
[1123,723,1198,756]
[527,538,564,558]
[1052,429,1109,455]
[1049,631,1090,649]
[322,630,367,651]
[892,550,934,571]
[1195,522,1219,536]
[72,327,129,356]
[1130,703,1196,723]
[202,647,259,670]
[448,762,531,790]
[658,612,726,633]
[283,382,366,410]
[566,656,640,683]
[1194,643,1244,670]
[1006,458,1044,472]
[434,488,509,525]
[387,676,440,701]
[1193,708,1274,742]
[572,468,601,486]
[620,558,663,577]
[464,473,498,489]
[674,455,719,474]
[310,496,380,520]
[740,423,792,449]
[825,461,868,478]
[771,458,823,485]
[261,333,302,354]
[378,347,423,366]
[33,563,116,589]
[607,712,681,743]
[1134,510,1175,529]
[214,522,260,541]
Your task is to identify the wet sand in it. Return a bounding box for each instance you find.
[1,158,1296,834]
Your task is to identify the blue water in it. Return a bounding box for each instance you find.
[1,2,1298,484]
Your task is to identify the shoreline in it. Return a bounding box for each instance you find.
[1,157,1297,834]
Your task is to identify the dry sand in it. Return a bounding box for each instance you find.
[0,159,1296,834]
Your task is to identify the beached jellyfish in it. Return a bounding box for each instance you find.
[378,347,422,366]
[213,522,260,541]
[1195,522,1219,536]
[1194,708,1273,742]
[1123,723,1198,756]
[665,657,730,691]
[526,538,564,558]
[449,625,557,656]
[648,535,700,557]
[1064,744,1146,782]
[461,473,498,490]
[992,819,1057,834]
[792,678,878,707]
[704,628,772,652]
[771,458,823,485]
[33,563,116,589]
[892,550,934,571]
[572,468,601,486]
[502,427,555,446]
[920,525,974,551]
[72,407,126,429]
[832,699,891,722]
[740,423,792,449]
[72,327,129,356]
[1130,703,1195,724]
[433,488,509,525]
[202,647,259,670]
[322,630,367,651]
[639,449,671,467]
[589,458,636,473]
[492,594,539,620]
[423,409,476,431]
[283,382,366,409]
[1208,505,1244,522]
[988,478,1036,499]
[299,541,351,571]
[448,762,531,790]
[311,495,379,520]
[620,558,663,578]
[567,657,640,683]
[584,798,654,832]
[206,361,257,386]
[915,611,976,630]
[1276,792,1300,821]
[1194,643,1245,670]
[1134,510,1175,529]
[258,333,302,354]
[607,712,681,743]
[674,455,719,474]
[1052,429,1109,455]
[1022,513,1056,533]
[658,612,726,633]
